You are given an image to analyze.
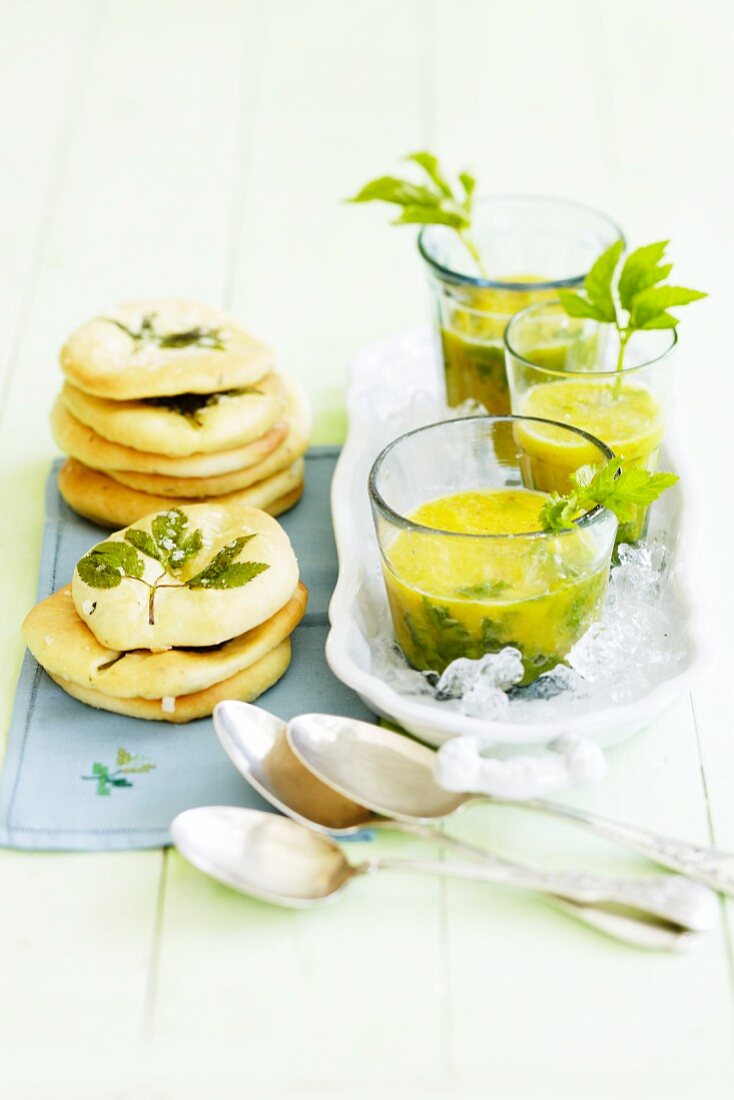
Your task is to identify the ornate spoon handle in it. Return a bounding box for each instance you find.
[376,852,718,932]
[376,823,698,948]
[525,800,734,897]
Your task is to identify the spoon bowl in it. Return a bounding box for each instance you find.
[213,701,379,832]
[171,805,358,908]
[287,712,469,821]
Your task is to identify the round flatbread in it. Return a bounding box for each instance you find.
[49,640,292,723]
[106,377,311,497]
[71,501,300,651]
[51,400,290,477]
[60,299,274,400]
[24,582,307,699]
[58,457,304,528]
[60,372,285,457]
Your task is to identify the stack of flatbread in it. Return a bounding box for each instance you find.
[23,502,306,722]
[52,299,310,528]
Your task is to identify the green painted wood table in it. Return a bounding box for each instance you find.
[0,1,731,1096]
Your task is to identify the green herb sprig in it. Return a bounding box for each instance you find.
[142,387,261,426]
[76,508,269,624]
[348,151,486,275]
[558,241,706,385]
[101,313,227,352]
[539,460,679,533]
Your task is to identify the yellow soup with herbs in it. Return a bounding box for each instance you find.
[440,280,554,414]
[382,488,609,683]
[516,378,665,543]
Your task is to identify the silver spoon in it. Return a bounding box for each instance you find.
[286,712,719,934]
[212,702,703,948]
[170,804,699,951]
[286,712,734,896]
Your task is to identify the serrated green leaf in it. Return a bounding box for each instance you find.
[347,176,438,207]
[392,205,467,228]
[570,459,620,501]
[557,290,609,322]
[617,241,670,310]
[636,312,679,330]
[76,540,144,589]
[459,171,476,205]
[347,152,485,272]
[603,468,679,508]
[197,560,270,589]
[630,285,708,328]
[556,459,678,526]
[405,151,452,197]
[539,492,582,533]
[92,762,107,777]
[150,509,203,573]
[583,239,623,321]
[185,535,266,589]
[124,528,162,561]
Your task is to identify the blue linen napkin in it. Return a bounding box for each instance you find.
[0,448,374,850]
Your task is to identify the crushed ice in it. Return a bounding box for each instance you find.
[370,534,687,723]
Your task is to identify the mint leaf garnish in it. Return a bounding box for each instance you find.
[582,239,624,322]
[348,151,486,275]
[557,240,706,376]
[539,459,679,532]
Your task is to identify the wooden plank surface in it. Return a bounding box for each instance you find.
[0,0,731,1096]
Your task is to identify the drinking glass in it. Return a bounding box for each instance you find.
[369,416,617,683]
[418,196,624,414]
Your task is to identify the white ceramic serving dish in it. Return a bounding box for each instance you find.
[325,327,714,750]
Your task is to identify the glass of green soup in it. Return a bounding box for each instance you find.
[368,416,618,684]
[418,197,623,414]
[504,300,676,544]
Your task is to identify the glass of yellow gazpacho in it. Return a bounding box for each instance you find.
[504,300,676,544]
[368,417,618,683]
[418,197,623,414]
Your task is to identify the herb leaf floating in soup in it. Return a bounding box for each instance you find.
[100,312,228,352]
[142,387,262,425]
[77,508,269,624]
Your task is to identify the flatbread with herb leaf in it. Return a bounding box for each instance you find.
[106,376,311,497]
[51,401,290,477]
[58,457,304,528]
[60,371,285,457]
[71,501,300,651]
[24,582,307,699]
[48,640,292,723]
[60,299,274,400]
